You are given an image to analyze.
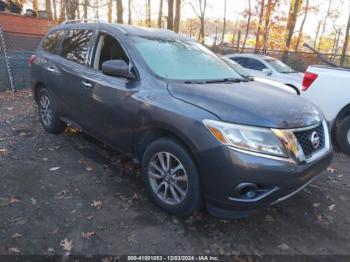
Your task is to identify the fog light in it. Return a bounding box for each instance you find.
[235,183,258,199]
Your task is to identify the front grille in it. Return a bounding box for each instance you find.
[294,123,325,159]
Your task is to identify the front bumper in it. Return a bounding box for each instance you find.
[194,146,333,219]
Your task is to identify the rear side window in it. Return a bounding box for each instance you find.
[61,29,93,65]
[236,57,267,71]
[41,30,64,53]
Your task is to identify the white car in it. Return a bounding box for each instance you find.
[221,57,298,94]
[225,54,304,94]
[301,65,350,155]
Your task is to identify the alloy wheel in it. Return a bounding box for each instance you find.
[39,94,53,127]
[148,152,188,205]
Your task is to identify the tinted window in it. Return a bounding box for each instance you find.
[233,57,267,71]
[61,29,93,65]
[42,30,64,53]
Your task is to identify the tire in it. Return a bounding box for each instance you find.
[336,115,350,155]
[37,88,66,134]
[142,138,202,216]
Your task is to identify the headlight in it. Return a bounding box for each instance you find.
[203,119,289,157]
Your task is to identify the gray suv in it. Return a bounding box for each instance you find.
[30,21,333,218]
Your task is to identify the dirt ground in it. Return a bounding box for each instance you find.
[0,89,350,259]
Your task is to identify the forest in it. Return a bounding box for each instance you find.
[4,0,350,65]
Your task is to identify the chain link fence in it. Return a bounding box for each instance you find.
[0,28,42,92]
[210,45,350,72]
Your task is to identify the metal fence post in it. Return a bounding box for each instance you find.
[0,26,15,92]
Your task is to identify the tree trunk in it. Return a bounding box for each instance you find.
[221,0,227,44]
[52,0,57,20]
[32,0,39,12]
[116,0,123,24]
[94,0,99,19]
[45,0,53,20]
[236,30,241,50]
[241,0,251,50]
[167,0,174,30]
[174,0,181,33]
[262,0,273,52]
[295,0,309,51]
[108,0,113,22]
[66,0,77,20]
[340,9,350,66]
[158,0,163,28]
[317,0,332,51]
[146,0,151,27]
[254,0,265,52]
[83,0,88,19]
[214,26,218,45]
[59,0,66,22]
[313,20,322,49]
[128,0,132,25]
[198,18,205,43]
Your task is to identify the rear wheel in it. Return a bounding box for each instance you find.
[37,88,65,134]
[336,115,350,155]
[142,138,202,216]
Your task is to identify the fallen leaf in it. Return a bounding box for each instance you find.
[278,243,290,250]
[81,231,95,240]
[328,204,336,211]
[327,167,336,173]
[8,196,19,205]
[8,247,20,253]
[132,193,138,200]
[313,203,320,207]
[47,247,55,255]
[60,238,73,251]
[30,197,37,205]
[91,200,103,209]
[49,167,60,171]
[12,233,22,239]
[86,166,93,172]
[265,214,274,223]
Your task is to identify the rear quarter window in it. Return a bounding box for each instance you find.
[41,30,64,53]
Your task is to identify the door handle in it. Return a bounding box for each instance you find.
[81,80,93,88]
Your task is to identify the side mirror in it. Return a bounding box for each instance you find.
[101,60,135,79]
[262,68,272,76]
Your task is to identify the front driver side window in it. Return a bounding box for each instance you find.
[93,34,129,70]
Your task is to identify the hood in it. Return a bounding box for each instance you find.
[254,77,297,94]
[168,80,322,129]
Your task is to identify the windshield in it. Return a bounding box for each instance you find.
[264,59,296,73]
[133,37,243,81]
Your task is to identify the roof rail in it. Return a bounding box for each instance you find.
[61,19,107,25]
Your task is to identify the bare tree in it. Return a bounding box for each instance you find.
[220,0,227,44]
[94,0,99,19]
[255,0,265,52]
[128,0,132,25]
[66,0,78,20]
[167,0,174,30]
[59,0,66,21]
[174,0,182,33]
[340,9,350,66]
[241,0,251,50]
[158,0,163,28]
[52,0,57,20]
[262,0,274,52]
[190,0,207,43]
[295,0,309,51]
[45,0,53,19]
[83,0,88,19]
[32,0,39,12]
[108,0,113,22]
[313,20,322,49]
[317,0,332,51]
[117,0,123,24]
[285,0,302,51]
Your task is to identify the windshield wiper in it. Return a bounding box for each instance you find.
[205,78,244,84]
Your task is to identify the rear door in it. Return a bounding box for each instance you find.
[54,28,95,126]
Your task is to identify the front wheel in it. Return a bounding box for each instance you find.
[336,115,350,155]
[142,138,202,216]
